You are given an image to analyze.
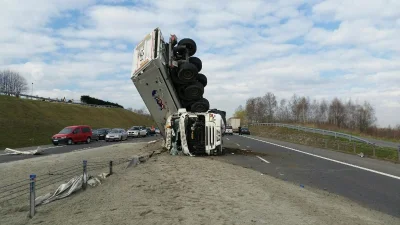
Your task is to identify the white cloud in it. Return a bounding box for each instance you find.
[1,0,400,127]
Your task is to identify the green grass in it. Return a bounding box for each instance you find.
[250,125,399,162]
[296,123,400,144]
[0,95,155,149]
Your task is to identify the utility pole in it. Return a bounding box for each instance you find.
[31,82,33,97]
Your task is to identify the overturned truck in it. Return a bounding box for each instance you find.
[131,27,226,156]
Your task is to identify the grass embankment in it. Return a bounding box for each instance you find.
[297,123,400,144]
[250,125,399,162]
[0,95,155,149]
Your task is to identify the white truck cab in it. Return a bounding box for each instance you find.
[165,108,225,156]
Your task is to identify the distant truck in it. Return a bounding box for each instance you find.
[228,117,241,133]
[130,28,225,156]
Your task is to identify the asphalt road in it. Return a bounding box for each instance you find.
[221,134,400,218]
[0,135,161,164]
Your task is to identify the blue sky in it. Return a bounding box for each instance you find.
[1,0,400,127]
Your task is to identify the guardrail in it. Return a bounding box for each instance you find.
[1,92,121,109]
[251,123,375,146]
[0,158,124,218]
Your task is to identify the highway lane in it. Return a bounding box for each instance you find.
[0,136,161,164]
[221,134,400,218]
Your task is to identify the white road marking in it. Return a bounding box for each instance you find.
[247,146,250,148]
[0,153,7,156]
[226,138,230,140]
[236,143,240,146]
[243,136,400,181]
[256,156,270,164]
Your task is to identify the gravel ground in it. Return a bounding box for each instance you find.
[0,140,161,225]
[1,141,398,225]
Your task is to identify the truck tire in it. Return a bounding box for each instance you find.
[178,62,198,83]
[184,82,204,100]
[189,57,202,72]
[177,85,193,101]
[178,38,197,56]
[197,73,207,87]
[190,98,210,112]
[170,68,186,85]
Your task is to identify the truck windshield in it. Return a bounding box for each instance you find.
[58,128,73,134]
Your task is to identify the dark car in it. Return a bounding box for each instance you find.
[146,127,156,136]
[96,128,111,140]
[91,129,100,141]
[241,127,250,135]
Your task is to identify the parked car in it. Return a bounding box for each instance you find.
[127,126,147,138]
[225,126,233,135]
[91,129,100,141]
[52,125,93,146]
[96,128,111,140]
[105,128,128,141]
[241,127,251,135]
[155,128,160,134]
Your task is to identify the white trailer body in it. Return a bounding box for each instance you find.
[131,28,181,138]
[228,118,241,132]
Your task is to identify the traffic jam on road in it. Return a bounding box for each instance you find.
[51,125,160,146]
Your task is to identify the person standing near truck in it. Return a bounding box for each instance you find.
[238,126,242,135]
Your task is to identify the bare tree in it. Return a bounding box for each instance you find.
[297,96,309,123]
[318,99,328,124]
[262,92,277,122]
[0,70,28,95]
[245,97,257,123]
[254,97,267,123]
[308,99,320,123]
[357,101,376,132]
[289,94,300,122]
[133,107,150,115]
[328,98,346,128]
[276,99,290,122]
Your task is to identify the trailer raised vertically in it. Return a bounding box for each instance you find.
[131,27,225,156]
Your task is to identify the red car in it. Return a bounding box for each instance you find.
[52,125,93,146]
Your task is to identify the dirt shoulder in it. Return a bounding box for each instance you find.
[1,147,397,225]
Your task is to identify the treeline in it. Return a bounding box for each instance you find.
[0,70,28,95]
[80,95,123,108]
[235,92,400,139]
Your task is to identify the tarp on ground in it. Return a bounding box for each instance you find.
[4,147,45,155]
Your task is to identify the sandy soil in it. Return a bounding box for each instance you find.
[0,140,161,224]
[1,142,398,225]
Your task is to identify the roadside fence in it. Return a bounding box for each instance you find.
[0,157,131,218]
[251,123,375,145]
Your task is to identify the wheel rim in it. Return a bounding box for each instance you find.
[186,87,202,98]
[87,138,90,143]
[179,70,194,80]
[68,139,72,145]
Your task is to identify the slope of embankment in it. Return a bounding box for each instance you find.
[0,95,154,149]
